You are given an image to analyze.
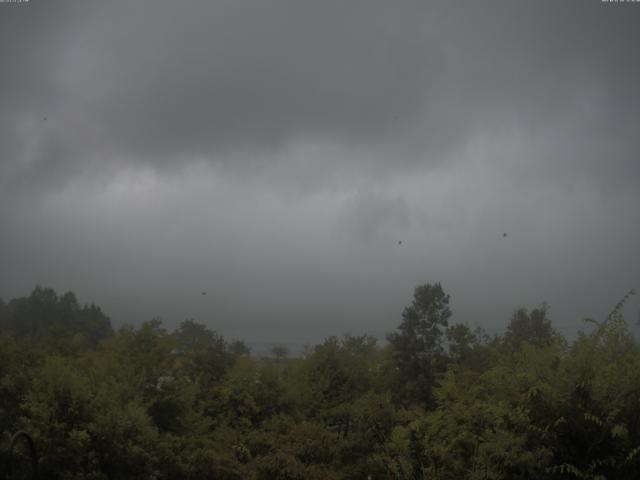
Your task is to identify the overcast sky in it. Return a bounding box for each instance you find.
[1,0,639,347]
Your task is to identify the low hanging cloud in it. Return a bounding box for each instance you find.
[1,1,639,344]
[2,1,638,188]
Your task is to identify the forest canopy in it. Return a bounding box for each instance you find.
[0,285,639,480]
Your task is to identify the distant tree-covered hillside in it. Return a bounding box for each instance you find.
[0,286,112,351]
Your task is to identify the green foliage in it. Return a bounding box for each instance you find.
[0,287,113,352]
[503,304,557,352]
[173,319,234,391]
[387,283,451,407]
[20,356,160,479]
[304,335,379,410]
[1,285,640,480]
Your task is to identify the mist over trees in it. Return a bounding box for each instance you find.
[1,285,639,479]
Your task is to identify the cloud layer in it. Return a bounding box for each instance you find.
[1,1,639,345]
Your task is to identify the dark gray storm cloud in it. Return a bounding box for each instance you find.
[1,1,639,346]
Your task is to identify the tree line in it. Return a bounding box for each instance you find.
[0,284,639,479]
